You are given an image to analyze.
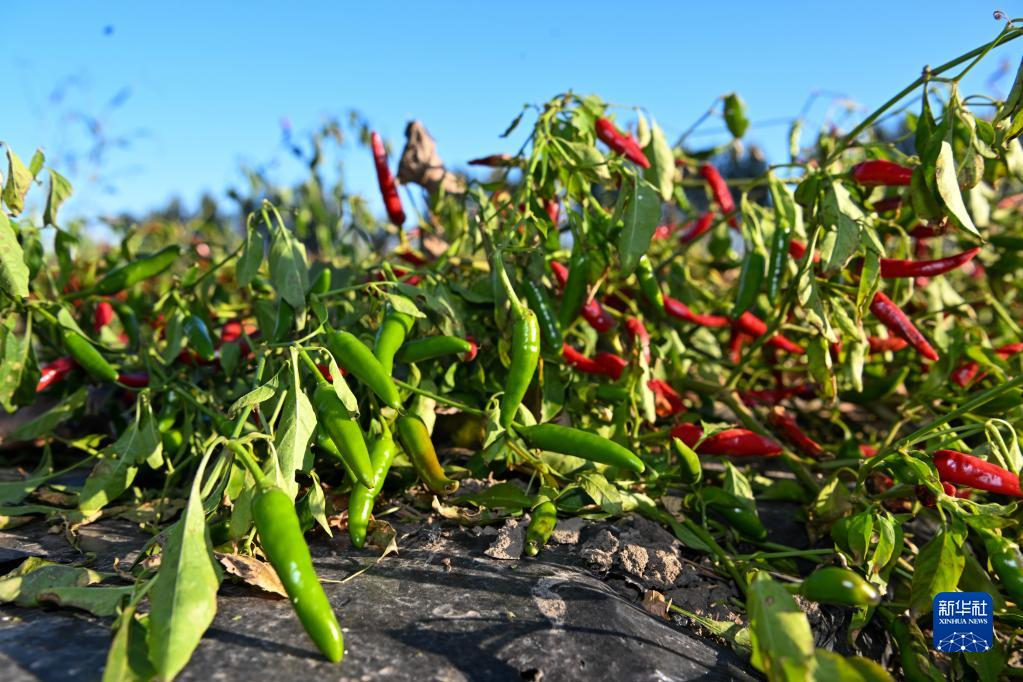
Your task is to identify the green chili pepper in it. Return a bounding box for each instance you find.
[889,618,943,682]
[522,280,562,349]
[499,309,540,428]
[700,486,767,540]
[517,424,645,473]
[766,224,790,304]
[272,300,294,342]
[985,535,1023,603]
[395,414,458,494]
[524,500,557,557]
[798,567,881,607]
[313,428,357,482]
[309,268,332,295]
[248,477,343,662]
[112,302,139,347]
[61,328,118,382]
[733,250,765,317]
[311,384,375,488]
[348,429,396,549]
[326,330,401,409]
[394,336,472,364]
[635,255,665,315]
[673,437,702,486]
[161,428,184,454]
[595,384,630,403]
[91,245,180,296]
[558,249,589,329]
[183,314,215,362]
[374,309,415,374]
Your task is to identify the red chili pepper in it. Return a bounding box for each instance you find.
[879,248,980,279]
[550,261,569,288]
[652,224,675,241]
[549,261,615,333]
[867,335,908,353]
[561,344,612,376]
[699,164,738,228]
[769,408,823,458]
[36,357,77,393]
[594,118,650,168]
[728,330,748,364]
[734,311,805,355]
[788,239,821,263]
[850,160,913,187]
[582,300,616,333]
[467,154,516,167]
[396,250,429,267]
[871,196,903,213]
[933,449,1023,498]
[94,301,115,332]
[909,221,949,240]
[463,336,479,362]
[648,379,684,417]
[951,342,1023,387]
[663,296,730,328]
[679,212,715,244]
[594,352,627,380]
[869,292,938,361]
[859,444,878,457]
[916,481,959,508]
[544,198,560,225]
[670,423,783,457]
[371,131,406,227]
[117,372,150,388]
[625,317,651,362]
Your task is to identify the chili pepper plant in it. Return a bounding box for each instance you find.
[3,20,1023,681]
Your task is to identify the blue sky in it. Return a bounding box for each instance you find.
[4,2,1021,222]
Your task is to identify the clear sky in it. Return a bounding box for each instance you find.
[3,1,1021,222]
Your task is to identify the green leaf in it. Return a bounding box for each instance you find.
[37,585,134,616]
[10,387,87,442]
[561,140,611,181]
[458,482,533,512]
[643,118,675,201]
[810,650,895,681]
[0,213,29,299]
[617,175,661,275]
[747,571,814,679]
[44,169,73,227]
[78,397,162,515]
[303,470,332,536]
[935,139,980,237]
[0,557,102,606]
[237,223,263,287]
[147,450,221,680]
[28,149,45,177]
[273,349,316,499]
[0,315,32,413]
[384,293,425,318]
[268,222,308,309]
[910,528,965,616]
[723,93,750,138]
[3,148,33,215]
[820,182,863,274]
[103,603,156,682]
[227,368,281,418]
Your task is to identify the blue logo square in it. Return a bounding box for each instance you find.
[932,592,993,653]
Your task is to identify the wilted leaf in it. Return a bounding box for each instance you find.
[216,553,286,597]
